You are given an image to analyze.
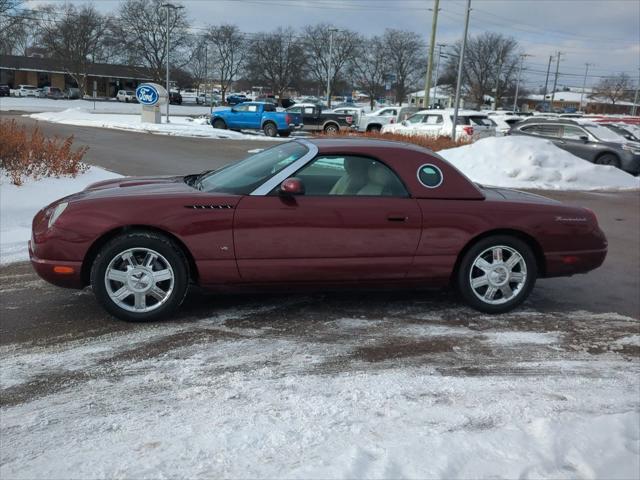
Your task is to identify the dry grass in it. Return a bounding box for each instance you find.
[315,130,470,152]
[0,119,89,185]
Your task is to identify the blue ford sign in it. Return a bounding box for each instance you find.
[136,84,160,105]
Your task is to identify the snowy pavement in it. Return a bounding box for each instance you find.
[1,297,638,479]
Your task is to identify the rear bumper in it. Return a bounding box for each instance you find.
[544,248,607,277]
[29,241,84,289]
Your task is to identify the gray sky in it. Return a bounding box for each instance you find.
[27,0,640,90]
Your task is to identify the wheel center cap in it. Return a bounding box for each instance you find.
[489,266,509,286]
[127,268,152,292]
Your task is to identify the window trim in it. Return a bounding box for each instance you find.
[417,163,444,189]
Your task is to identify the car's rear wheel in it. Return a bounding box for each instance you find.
[456,235,537,314]
[324,123,339,135]
[90,231,189,322]
[212,118,227,130]
[263,122,277,137]
[595,153,621,169]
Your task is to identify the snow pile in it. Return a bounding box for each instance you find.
[0,167,121,264]
[27,108,286,141]
[440,136,640,191]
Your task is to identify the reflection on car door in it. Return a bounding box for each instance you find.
[556,125,596,161]
[233,155,422,282]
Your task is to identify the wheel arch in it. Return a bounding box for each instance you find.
[366,123,383,132]
[323,121,340,131]
[81,225,199,286]
[450,228,546,283]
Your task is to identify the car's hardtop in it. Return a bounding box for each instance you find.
[302,138,485,200]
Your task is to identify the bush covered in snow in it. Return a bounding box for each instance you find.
[0,119,89,185]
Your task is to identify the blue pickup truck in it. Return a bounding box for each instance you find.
[211,102,303,137]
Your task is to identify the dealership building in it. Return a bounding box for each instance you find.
[0,55,153,97]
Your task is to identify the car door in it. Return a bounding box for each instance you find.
[234,155,422,282]
[556,125,597,161]
[412,114,444,137]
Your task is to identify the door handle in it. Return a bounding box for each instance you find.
[387,216,408,222]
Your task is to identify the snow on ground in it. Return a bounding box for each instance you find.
[440,136,640,191]
[0,96,212,115]
[27,108,287,141]
[1,304,638,479]
[0,167,121,265]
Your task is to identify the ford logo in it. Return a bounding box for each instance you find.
[135,84,159,105]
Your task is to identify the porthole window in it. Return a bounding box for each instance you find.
[417,164,443,188]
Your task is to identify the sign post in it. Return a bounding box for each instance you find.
[135,83,168,124]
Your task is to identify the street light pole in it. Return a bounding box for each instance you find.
[424,0,440,108]
[580,62,592,112]
[542,54,553,112]
[451,0,471,141]
[549,51,562,112]
[161,3,183,123]
[433,43,446,108]
[513,53,531,112]
[632,68,639,116]
[326,28,338,108]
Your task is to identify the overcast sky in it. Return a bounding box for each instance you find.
[27,0,640,90]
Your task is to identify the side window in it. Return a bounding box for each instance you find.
[561,125,587,140]
[425,115,443,124]
[263,104,276,112]
[247,104,259,112]
[287,107,301,113]
[235,104,248,112]
[303,107,315,114]
[292,155,408,197]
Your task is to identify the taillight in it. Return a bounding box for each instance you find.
[463,126,474,136]
[346,116,353,124]
[285,113,291,124]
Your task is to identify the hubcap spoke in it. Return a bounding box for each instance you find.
[492,248,503,263]
[122,252,138,268]
[107,269,128,283]
[153,269,172,283]
[471,275,489,289]
[113,286,132,301]
[500,284,513,299]
[143,252,157,267]
[134,292,146,310]
[475,258,492,272]
[505,254,521,270]
[484,286,498,300]
[510,271,525,282]
[149,286,166,302]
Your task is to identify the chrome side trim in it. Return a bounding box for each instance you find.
[249,140,319,196]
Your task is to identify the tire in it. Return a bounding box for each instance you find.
[367,125,381,133]
[595,153,621,169]
[212,118,227,130]
[90,231,189,322]
[456,235,537,314]
[279,131,291,138]
[324,123,339,135]
[125,98,129,103]
[263,122,277,137]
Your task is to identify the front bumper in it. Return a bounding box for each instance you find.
[29,240,84,289]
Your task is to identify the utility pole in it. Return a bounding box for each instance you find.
[452,0,471,141]
[326,27,338,108]
[161,3,183,123]
[632,68,639,116]
[549,51,562,113]
[580,62,592,112]
[493,44,505,109]
[542,54,553,112]
[424,0,440,108]
[513,53,531,112]
[433,43,446,108]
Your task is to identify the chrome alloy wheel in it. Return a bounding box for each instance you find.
[104,248,175,313]
[469,245,527,305]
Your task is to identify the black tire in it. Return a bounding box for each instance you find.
[263,122,277,137]
[212,118,227,130]
[125,98,129,103]
[595,153,621,169]
[324,123,339,135]
[90,231,189,322]
[279,131,291,138]
[456,235,537,314]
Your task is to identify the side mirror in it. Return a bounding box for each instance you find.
[279,177,305,196]
[579,135,589,142]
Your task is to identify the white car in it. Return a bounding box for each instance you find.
[491,115,524,136]
[332,106,366,124]
[358,106,420,133]
[115,90,136,102]
[381,109,497,141]
[16,84,38,97]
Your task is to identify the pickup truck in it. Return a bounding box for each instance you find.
[286,104,354,134]
[211,101,303,137]
[358,106,420,133]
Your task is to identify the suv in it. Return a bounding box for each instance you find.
[116,90,136,102]
[509,118,640,174]
[381,109,496,141]
[358,106,420,133]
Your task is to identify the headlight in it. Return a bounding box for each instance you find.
[622,144,640,155]
[48,202,68,228]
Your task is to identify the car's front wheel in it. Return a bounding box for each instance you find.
[456,235,537,314]
[212,118,227,129]
[595,153,621,169]
[90,231,189,322]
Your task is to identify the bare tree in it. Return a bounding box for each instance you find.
[302,24,360,107]
[38,4,107,96]
[442,32,519,109]
[187,35,209,92]
[591,73,633,105]
[207,24,246,103]
[246,27,305,99]
[382,29,425,105]
[116,0,190,83]
[350,36,388,110]
[0,0,35,55]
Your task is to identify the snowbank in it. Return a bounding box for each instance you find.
[28,108,285,141]
[440,136,640,191]
[0,167,121,264]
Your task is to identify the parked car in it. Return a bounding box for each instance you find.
[64,88,81,99]
[509,118,640,174]
[41,86,63,99]
[29,138,608,321]
[491,115,524,136]
[226,94,248,105]
[169,91,182,105]
[180,89,198,103]
[382,109,496,141]
[358,106,420,133]
[116,90,136,102]
[599,123,640,142]
[211,101,303,137]
[16,84,39,97]
[286,103,354,134]
[0,84,9,96]
[196,92,221,106]
[332,106,366,126]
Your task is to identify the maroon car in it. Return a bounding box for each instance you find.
[30,138,607,321]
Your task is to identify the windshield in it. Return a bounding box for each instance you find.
[585,125,626,143]
[196,142,308,194]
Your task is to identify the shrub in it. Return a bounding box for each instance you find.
[315,129,470,151]
[0,119,89,185]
